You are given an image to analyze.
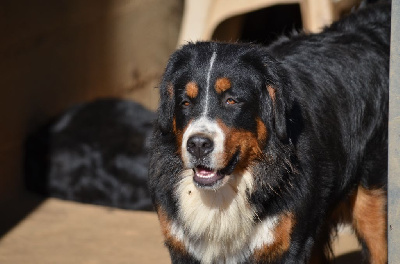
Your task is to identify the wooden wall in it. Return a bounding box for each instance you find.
[0,0,182,203]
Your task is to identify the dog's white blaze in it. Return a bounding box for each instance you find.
[203,51,217,116]
[181,117,225,169]
[173,169,279,263]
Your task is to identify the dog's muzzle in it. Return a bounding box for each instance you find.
[182,118,239,189]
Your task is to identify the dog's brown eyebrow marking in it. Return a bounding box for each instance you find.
[185,81,199,98]
[215,77,231,94]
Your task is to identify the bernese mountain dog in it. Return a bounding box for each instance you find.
[149,2,390,263]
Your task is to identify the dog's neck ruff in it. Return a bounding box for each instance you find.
[173,169,279,263]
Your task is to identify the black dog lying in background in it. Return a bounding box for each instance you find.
[24,99,155,211]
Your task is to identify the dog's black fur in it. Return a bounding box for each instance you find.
[150,3,390,263]
[25,99,155,211]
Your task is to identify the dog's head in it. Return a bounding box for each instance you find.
[157,42,287,190]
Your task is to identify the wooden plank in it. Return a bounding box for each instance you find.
[0,199,170,264]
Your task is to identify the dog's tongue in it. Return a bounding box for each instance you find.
[193,166,224,186]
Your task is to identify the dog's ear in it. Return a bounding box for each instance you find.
[254,52,288,141]
[157,50,187,134]
[241,49,288,140]
[157,79,175,134]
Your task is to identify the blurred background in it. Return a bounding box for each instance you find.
[0,0,377,263]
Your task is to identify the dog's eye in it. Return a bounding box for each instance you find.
[226,98,237,105]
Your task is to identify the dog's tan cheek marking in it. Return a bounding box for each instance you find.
[185,81,198,99]
[253,213,295,262]
[157,207,187,255]
[352,186,387,264]
[215,77,231,94]
[217,119,264,170]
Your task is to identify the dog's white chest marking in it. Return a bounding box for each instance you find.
[173,169,279,263]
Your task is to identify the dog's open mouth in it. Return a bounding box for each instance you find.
[192,151,240,188]
[193,166,225,187]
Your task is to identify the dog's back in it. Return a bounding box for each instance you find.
[268,2,390,196]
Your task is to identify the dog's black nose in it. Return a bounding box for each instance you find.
[187,135,214,159]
